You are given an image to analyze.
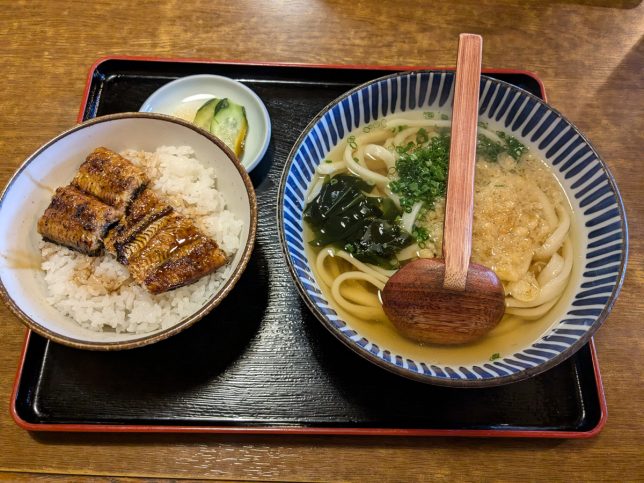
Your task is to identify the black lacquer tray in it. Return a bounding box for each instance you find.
[11,58,606,437]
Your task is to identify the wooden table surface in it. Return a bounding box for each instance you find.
[1,1,642,481]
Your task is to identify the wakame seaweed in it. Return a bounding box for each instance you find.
[304,174,412,268]
[304,126,528,267]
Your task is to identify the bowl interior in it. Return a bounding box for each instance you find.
[139,74,271,172]
[0,114,254,348]
[279,71,627,386]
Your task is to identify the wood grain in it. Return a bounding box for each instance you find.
[382,259,505,345]
[443,33,482,291]
[382,35,506,345]
[0,0,643,482]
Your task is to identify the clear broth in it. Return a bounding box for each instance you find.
[302,112,582,366]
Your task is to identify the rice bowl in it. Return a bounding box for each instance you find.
[0,113,257,350]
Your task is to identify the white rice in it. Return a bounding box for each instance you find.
[40,146,244,334]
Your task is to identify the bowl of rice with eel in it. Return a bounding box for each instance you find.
[0,112,257,350]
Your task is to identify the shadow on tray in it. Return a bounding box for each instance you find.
[41,242,270,394]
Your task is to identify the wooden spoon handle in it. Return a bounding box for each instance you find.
[442,33,483,292]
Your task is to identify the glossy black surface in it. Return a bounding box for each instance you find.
[14,60,601,432]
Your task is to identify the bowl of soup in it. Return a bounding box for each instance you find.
[278,71,627,387]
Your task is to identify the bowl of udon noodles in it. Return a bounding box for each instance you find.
[278,70,628,387]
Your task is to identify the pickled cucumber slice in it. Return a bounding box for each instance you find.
[193,98,221,130]
[209,98,248,158]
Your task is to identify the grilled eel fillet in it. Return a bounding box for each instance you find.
[39,149,228,294]
[72,147,149,212]
[104,188,174,264]
[38,147,149,256]
[143,234,226,294]
[37,185,121,255]
[105,188,228,294]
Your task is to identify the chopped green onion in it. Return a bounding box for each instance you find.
[390,134,450,212]
[416,128,429,144]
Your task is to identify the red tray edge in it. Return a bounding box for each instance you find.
[11,56,604,438]
[10,329,607,438]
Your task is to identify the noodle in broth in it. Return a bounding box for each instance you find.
[304,111,574,363]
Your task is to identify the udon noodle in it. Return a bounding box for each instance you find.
[304,112,574,352]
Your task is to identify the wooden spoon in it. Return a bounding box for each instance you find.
[381,34,505,345]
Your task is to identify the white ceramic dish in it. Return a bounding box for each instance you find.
[0,113,257,350]
[139,74,271,172]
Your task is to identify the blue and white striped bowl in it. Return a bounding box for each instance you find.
[278,71,628,387]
